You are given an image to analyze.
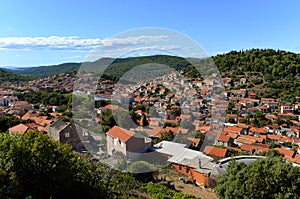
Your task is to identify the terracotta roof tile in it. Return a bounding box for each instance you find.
[106,126,135,142]
[204,146,228,158]
[9,123,28,135]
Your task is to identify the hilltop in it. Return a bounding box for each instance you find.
[212,49,300,102]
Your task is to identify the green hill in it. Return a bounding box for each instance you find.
[10,55,192,80]
[13,62,81,77]
[0,68,30,84]
[212,49,300,102]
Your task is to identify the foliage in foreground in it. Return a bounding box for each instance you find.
[216,156,300,199]
[0,131,139,199]
[144,182,199,199]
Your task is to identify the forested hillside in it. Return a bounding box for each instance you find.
[213,49,300,80]
[10,55,191,80]
[0,68,30,84]
[212,49,300,102]
[4,49,300,102]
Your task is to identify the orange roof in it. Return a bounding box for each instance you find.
[9,123,28,135]
[237,135,264,144]
[204,146,228,158]
[249,127,269,134]
[222,77,232,83]
[223,126,243,133]
[217,134,231,142]
[286,154,300,164]
[9,101,29,105]
[196,125,211,132]
[106,126,135,142]
[275,148,295,158]
[240,144,269,152]
[267,134,282,141]
[225,132,239,139]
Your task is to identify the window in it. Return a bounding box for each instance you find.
[65,132,70,138]
[179,165,182,170]
[186,167,190,174]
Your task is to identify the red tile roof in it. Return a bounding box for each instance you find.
[217,134,231,142]
[275,148,295,158]
[223,126,243,133]
[9,123,28,135]
[240,144,270,152]
[106,126,135,142]
[204,146,228,158]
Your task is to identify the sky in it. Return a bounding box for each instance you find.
[0,0,300,67]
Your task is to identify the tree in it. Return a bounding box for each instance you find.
[216,156,300,199]
[0,131,139,198]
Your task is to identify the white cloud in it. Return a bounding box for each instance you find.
[0,36,102,51]
[101,35,168,46]
[0,35,170,52]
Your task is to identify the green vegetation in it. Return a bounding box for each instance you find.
[0,68,30,84]
[0,115,33,132]
[144,182,199,199]
[15,90,71,106]
[0,131,140,198]
[216,154,300,199]
[12,62,81,77]
[212,49,300,102]
[11,55,192,80]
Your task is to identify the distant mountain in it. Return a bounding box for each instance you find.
[8,55,192,80]
[0,66,24,70]
[10,63,82,77]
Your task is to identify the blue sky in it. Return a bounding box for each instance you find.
[0,0,300,67]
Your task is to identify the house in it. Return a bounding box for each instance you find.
[8,123,29,135]
[203,146,229,158]
[215,134,233,147]
[261,98,275,104]
[222,78,233,87]
[240,144,270,154]
[51,106,60,112]
[275,147,296,158]
[223,125,244,135]
[248,92,257,99]
[280,105,294,114]
[235,134,265,146]
[0,96,18,106]
[48,120,85,151]
[154,141,216,187]
[240,78,247,85]
[249,127,268,137]
[106,126,151,160]
[8,101,33,110]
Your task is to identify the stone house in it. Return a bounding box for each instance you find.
[106,125,151,160]
[48,120,85,151]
